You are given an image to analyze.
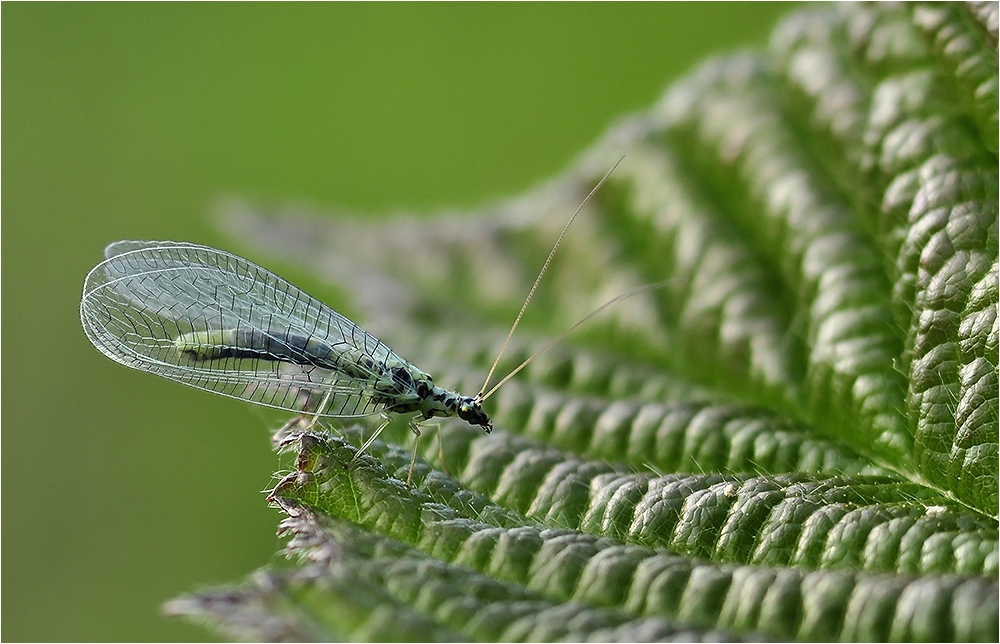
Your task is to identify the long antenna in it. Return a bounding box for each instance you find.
[476,154,627,400]
[480,280,675,401]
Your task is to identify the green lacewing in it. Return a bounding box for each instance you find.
[80,158,643,480]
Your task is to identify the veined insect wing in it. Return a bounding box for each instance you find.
[80,240,406,420]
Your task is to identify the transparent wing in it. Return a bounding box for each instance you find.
[80,240,408,418]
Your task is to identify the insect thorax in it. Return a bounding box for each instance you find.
[380,365,491,433]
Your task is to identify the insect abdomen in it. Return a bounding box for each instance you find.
[174,329,338,369]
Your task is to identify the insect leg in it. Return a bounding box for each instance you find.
[401,421,447,481]
[304,388,335,432]
[351,412,393,469]
[273,414,309,445]
[406,418,423,486]
[435,424,449,477]
[406,418,420,485]
[272,387,335,445]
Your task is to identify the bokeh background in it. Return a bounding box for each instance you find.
[3,4,791,640]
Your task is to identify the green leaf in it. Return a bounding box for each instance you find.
[169,3,998,642]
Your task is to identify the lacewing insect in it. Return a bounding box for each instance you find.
[81,157,644,481]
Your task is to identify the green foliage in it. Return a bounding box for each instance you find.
[168,3,998,641]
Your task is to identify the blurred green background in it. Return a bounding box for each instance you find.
[3,4,790,641]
